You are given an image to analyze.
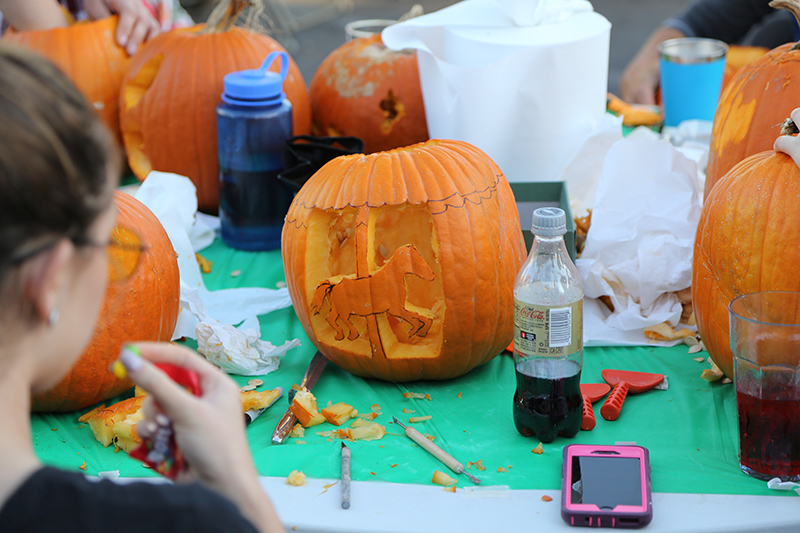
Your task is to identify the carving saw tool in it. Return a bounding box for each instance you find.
[393,416,480,484]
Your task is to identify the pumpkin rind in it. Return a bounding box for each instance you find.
[693,149,800,379]
[310,34,428,154]
[706,41,800,195]
[282,139,526,382]
[119,25,311,212]
[3,16,129,143]
[32,191,180,412]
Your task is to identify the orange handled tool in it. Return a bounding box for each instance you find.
[580,383,611,431]
[600,369,664,421]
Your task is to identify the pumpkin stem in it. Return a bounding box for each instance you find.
[770,0,800,50]
[781,118,800,136]
[202,0,266,34]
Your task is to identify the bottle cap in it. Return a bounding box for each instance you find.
[222,51,289,106]
[532,207,567,236]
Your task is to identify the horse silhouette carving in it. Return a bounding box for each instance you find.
[310,244,436,341]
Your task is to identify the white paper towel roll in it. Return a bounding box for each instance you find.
[382,0,611,183]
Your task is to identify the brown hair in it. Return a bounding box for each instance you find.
[0,43,118,279]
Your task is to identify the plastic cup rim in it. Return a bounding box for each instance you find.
[659,37,728,63]
[729,290,800,328]
[344,19,398,40]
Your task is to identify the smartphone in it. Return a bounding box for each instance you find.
[561,444,652,528]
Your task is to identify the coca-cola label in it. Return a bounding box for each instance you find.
[513,299,583,357]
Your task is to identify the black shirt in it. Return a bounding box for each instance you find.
[0,467,260,532]
[666,0,796,47]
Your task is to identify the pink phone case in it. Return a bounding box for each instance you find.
[561,444,652,528]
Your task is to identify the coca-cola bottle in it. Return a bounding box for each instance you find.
[512,207,583,443]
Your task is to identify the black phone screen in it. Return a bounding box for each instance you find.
[570,455,642,509]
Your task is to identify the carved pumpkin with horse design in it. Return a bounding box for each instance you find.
[282,139,526,382]
[310,244,435,341]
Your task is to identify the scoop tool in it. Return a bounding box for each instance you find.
[580,383,611,431]
[600,369,664,421]
[392,417,480,484]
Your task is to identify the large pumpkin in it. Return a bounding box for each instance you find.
[705,0,800,195]
[119,1,311,213]
[310,33,428,154]
[4,16,129,143]
[32,191,180,412]
[282,139,526,381]
[693,136,800,380]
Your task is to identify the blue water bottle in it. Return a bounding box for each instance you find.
[217,51,293,250]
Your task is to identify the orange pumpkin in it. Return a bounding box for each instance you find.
[282,139,526,382]
[693,138,800,380]
[4,16,129,143]
[119,3,311,213]
[32,191,180,412]
[310,33,428,154]
[705,0,800,195]
[720,45,769,91]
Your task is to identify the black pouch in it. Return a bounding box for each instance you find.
[278,135,365,191]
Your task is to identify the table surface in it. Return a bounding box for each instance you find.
[31,239,799,531]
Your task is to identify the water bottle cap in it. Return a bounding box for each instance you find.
[532,207,567,236]
[222,51,289,106]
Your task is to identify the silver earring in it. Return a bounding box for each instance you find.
[47,309,60,327]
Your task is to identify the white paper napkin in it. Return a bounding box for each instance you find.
[576,128,702,346]
[133,172,298,375]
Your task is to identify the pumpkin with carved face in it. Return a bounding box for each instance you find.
[282,139,526,381]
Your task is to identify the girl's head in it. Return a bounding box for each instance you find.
[0,43,120,389]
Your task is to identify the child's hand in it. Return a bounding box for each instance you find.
[84,0,160,55]
[116,343,283,532]
[774,107,800,168]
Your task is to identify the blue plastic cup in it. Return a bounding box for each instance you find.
[659,38,728,128]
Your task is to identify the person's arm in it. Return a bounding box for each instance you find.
[619,25,686,105]
[774,108,800,167]
[117,344,284,533]
[620,0,777,104]
[0,0,68,31]
[83,0,160,55]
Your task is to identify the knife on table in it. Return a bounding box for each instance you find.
[271,351,328,444]
[244,387,283,427]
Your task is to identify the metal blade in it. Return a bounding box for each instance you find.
[271,351,328,444]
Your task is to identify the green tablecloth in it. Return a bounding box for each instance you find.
[30,240,784,498]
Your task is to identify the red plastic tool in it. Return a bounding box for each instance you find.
[600,369,664,421]
[580,383,611,431]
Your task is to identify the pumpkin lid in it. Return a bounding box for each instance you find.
[222,51,289,106]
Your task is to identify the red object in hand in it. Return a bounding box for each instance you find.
[129,363,201,479]
[600,369,664,421]
[580,383,611,431]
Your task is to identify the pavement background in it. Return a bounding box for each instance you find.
[251,0,693,95]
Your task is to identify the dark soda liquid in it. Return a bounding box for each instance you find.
[737,389,800,480]
[513,357,582,443]
[219,167,294,251]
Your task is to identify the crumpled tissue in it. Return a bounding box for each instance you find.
[182,287,301,375]
[575,128,702,346]
[381,0,611,183]
[560,112,623,218]
[133,172,298,375]
[767,478,800,496]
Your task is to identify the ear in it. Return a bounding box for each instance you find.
[23,240,74,325]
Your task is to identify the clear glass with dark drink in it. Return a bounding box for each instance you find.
[730,291,800,481]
